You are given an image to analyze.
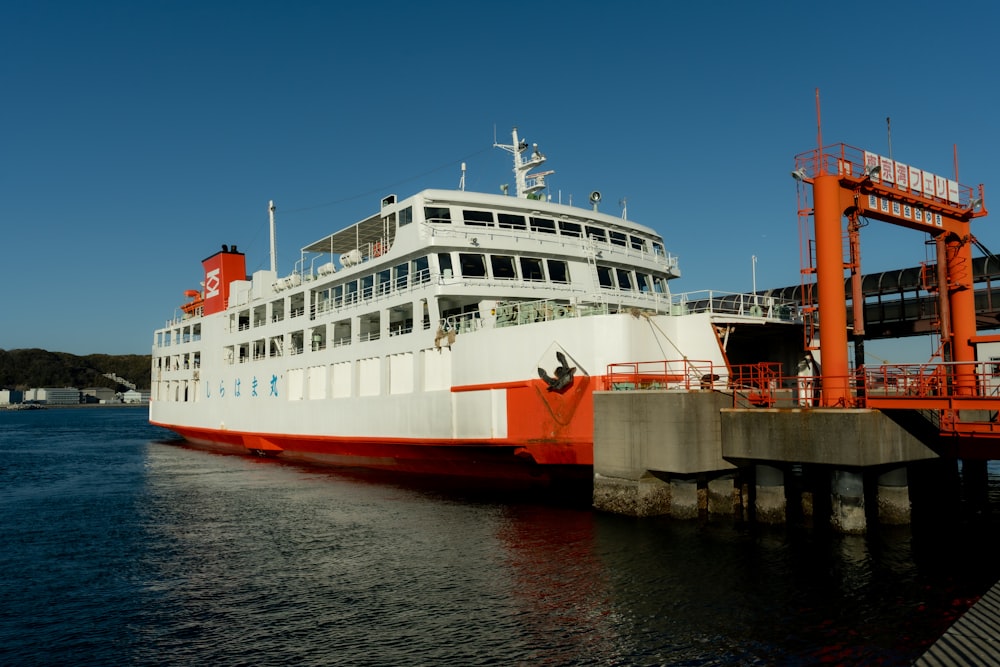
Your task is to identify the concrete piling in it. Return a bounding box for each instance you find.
[877,467,911,525]
[754,464,786,524]
[830,469,866,534]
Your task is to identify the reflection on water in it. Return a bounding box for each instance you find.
[0,409,998,665]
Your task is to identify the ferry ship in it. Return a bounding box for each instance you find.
[150,129,800,486]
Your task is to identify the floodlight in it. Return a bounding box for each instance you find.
[863,164,882,179]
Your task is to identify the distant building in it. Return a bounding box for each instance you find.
[0,390,24,405]
[123,389,150,404]
[27,387,82,405]
[81,387,117,404]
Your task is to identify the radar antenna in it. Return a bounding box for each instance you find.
[494,127,555,199]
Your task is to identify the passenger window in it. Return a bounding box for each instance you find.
[413,256,430,283]
[377,269,392,294]
[394,262,409,289]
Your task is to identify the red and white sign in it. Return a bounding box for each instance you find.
[895,162,909,190]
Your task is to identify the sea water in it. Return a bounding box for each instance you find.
[1,406,997,665]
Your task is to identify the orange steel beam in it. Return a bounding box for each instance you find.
[812,172,851,405]
[946,235,978,394]
[847,212,865,336]
[935,235,952,344]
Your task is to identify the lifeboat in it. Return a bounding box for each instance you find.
[181,290,203,315]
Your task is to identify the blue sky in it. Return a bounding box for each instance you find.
[3,1,998,361]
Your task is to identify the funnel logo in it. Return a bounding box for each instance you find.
[205,268,221,299]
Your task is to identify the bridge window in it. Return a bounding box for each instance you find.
[616,268,634,290]
[498,213,526,230]
[610,231,628,247]
[530,217,556,233]
[547,259,569,283]
[636,273,651,292]
[597,265,614,288]
[425,206,451,223]
[399,206,413,226]
[520,257,544,281]
[438,253,453,278]
[459,253,487,278]
[630,235,646,251]
[586,226,607,243]
[559,220,582,237]
[463,210,494,227]
[491,255,517,279]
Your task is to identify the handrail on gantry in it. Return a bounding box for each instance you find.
[792,143,984,210]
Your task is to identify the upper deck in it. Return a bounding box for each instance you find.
[299,188,678,278]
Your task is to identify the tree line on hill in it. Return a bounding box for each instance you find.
[0,349,151,391]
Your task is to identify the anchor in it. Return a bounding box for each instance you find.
[538,351,576,392]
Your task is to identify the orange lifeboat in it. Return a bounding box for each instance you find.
[181,290,203,315]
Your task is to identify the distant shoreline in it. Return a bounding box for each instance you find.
[1,403,148,411]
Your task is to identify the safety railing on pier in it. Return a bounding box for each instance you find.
[607,358,1000,438]
[602,360,726,391]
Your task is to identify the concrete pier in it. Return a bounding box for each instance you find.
[592,391,735,517]
[592,392,954,532]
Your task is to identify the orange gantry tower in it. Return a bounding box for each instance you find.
[792,142,987,407]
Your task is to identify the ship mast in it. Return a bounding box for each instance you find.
[268,200,277,273]
[494,127,554,199]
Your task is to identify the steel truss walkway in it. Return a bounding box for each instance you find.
[759,254,1000,339]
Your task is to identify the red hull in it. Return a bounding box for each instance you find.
[153,421,593,488]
